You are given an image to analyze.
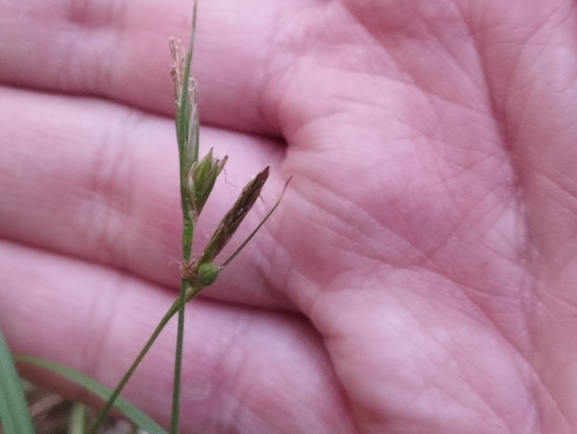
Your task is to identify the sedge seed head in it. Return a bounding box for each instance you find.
[186,150,227,214]
[199,166,270,264]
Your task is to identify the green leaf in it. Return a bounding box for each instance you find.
[0,329,34,434]
[14,355,167,434]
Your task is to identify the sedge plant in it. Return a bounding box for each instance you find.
[0,3,286,432]
[88,2,289,433]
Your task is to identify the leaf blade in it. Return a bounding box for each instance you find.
[0,329,35,434]
[14,355,167,434]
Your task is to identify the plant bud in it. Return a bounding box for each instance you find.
[186,149,227,214]
[197,262,220,286]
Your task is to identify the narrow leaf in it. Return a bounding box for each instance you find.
[14,355,167,434]
[0,329,34,434]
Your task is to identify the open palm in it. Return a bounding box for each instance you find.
[2,0,576,433]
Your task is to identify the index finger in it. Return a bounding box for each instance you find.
[0,0,309,135]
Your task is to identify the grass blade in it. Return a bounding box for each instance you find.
[14,355,167,434]
[0,329,34,434]
[68,403,87,434]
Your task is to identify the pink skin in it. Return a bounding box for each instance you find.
[1,0,576,432]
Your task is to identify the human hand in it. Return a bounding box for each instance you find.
[2,0,576,433]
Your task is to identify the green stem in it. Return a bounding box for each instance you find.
[170,280,187,434]
[89,300,180,434]
[88,283,205,434]
[171,3,198,433]
[68,403,87,434]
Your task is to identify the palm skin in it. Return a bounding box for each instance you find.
[1,0,577,432]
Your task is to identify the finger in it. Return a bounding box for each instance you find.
[0,0,313,135]
[0,85,290,308]
[0,240,354,433]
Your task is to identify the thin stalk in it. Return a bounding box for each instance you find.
[68,403,87,434]
[87,281,205,434]
[170,282,187,434]
[89,300,180,434]
[172,3,198,432]
[168,283,205,434]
